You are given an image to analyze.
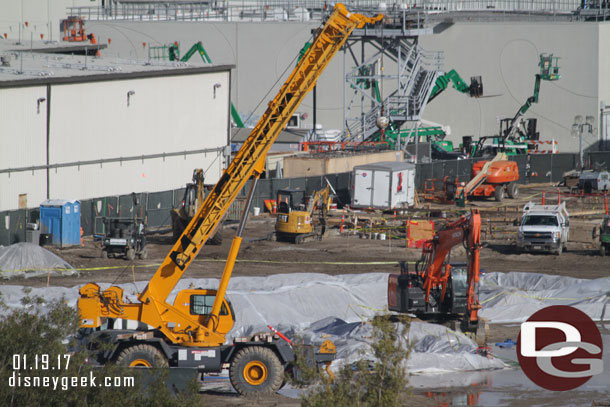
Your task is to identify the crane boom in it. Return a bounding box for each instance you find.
[140,3,381,304]
[79,4,382,349]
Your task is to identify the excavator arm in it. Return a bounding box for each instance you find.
[79,4,382,348]
[388,210,481,330]
[416,210,482,325]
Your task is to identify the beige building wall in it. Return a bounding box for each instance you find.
[283,150,403,178]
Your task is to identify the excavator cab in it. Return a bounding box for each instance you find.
[173,289,235,336]
[277,188,306,214]
[275,188,313,242]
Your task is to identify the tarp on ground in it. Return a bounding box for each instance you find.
[0,272,504,375]
[478,272,610,323]
[2,270,609,373]
[0,243,76,279]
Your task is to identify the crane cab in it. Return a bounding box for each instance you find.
[275,188,313,239]
[173,289,235,336]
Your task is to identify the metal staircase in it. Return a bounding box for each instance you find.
[343,37,442,146]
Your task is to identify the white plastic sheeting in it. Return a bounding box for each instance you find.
[479,272,610,323]
[0,272,504,374]
[0,243,76,279]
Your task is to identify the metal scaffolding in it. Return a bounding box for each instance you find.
[341,10,443,152]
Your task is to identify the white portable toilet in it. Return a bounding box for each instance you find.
[352,161,415,209]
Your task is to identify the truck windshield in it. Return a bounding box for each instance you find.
[522,215,558,226]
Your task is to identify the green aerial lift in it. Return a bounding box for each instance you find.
[428,69,483,103]
[166,41,245,128]
[470,53,560,158]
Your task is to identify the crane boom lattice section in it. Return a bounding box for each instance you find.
[139,3,382,308]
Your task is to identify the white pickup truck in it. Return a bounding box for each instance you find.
[517,201,570,255]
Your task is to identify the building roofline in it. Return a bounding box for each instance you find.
[0,64,235,89]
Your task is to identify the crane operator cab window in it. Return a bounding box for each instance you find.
[188,293,236,334]
[190,294,230,316]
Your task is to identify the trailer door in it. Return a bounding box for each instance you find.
[354,169,373,207]
[373,170,390,207]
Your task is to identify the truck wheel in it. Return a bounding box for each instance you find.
[494,186,505,202]
[126,249,136,261]
[101,250,108,259]
[138,247,148,260]
[229,347,283,396]
[507,182,519,199]
[116,344,168,368]
[601,245,606,257]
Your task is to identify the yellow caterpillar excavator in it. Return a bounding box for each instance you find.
[275,185,332,243]
[77,4,382,396]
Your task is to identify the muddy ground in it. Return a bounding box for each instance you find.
[3,184,608,406]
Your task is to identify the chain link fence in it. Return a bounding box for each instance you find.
[1,152,606,246]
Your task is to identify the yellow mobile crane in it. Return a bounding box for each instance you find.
[78,5,382,396]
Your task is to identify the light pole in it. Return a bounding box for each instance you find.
[571,115,597,171]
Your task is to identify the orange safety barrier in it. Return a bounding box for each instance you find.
[263,199,277,214]
[406,220,435,248]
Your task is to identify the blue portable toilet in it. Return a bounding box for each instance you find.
[40,199,81,246]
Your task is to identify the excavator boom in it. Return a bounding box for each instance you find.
[388,210,482,330]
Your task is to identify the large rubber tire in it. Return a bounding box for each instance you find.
[229,347,283,396]
[126,248,136,261]
[494,186,505,202]
[601,245,606,257]
[507,182,519,199]
[116,344,168,368]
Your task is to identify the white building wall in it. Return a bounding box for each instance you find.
[88,20,609,153]
[598,23,610,149]
[0,70,230,211]
[48,71,229,201]
[0,86,48,211]
[50,73,228,160]
[420,21,600,153]
[0,172,48,213]
[0,0,99,43]
[49,153,224,201]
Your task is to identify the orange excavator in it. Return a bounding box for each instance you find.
[388,210,482,333]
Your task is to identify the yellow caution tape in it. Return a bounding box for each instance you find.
[1,259,418,273]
